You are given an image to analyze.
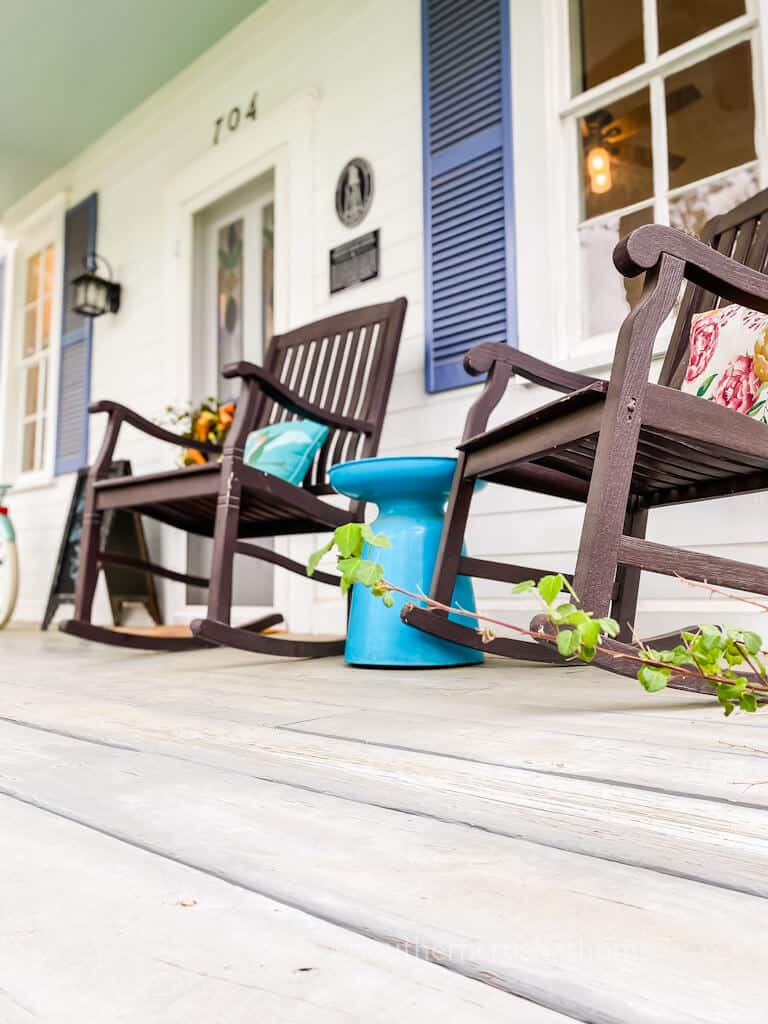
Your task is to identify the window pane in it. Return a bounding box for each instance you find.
[581,89,652,220]
[658,0,745,53]
[580,204,654,337]
[670,163,759,237]
[23,307,37,357]
[666,43,755,191]
[22,421,36,473]
[24,364,39,416]
[41,298,52,348]
[571,0,644,93]
[43,244,55,296]
[25,252,40,304]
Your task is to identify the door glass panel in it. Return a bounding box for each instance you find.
[580,204,654,337]
[571,0,644,93]
[657,0,745,54]
[665,42,755,191]
[217,218,244,385]
[262,202,274,345]
[669,163,759,237]
[581,88,652,220]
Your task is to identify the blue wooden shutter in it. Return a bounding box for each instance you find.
[56,194,97,475]
[422,0,517,392]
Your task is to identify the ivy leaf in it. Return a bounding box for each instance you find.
[337,556,361,594]
[740,631,763,656]
[638,665,669,692]
[576,618,601,649]
[360,524,392,549]
[717,679,747,701]
[307,539,334,577]
[354,559,384,588]
[740,691,758,713]
[597,617,620,638]
[333,523,364,558]
[556,629,581,657]
[511,580,536,594]
[550,603,578,624]
[537,575,564,607]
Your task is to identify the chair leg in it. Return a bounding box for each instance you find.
[73,507,103,622]
[611,499,648,642]
[430,455,476,606]
[206,474,242,624]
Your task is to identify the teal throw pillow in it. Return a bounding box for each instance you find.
[243,419,329,485]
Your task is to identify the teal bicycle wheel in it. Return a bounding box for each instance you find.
[0,486,18,629]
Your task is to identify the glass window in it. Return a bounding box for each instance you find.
[666,43,755,190]
[19,243,54,473]
[571,0,644,93]
[658,0,745,54]
[581,89,652,220]
[216,218,244,386]
[566,4,758,345]
[580,205,654,337]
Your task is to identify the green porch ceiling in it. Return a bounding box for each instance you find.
[0,0,267,216]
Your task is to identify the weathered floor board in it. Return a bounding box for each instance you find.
[1,627,767,1023]
[0,797,553,1023]
[0,716,767,1023]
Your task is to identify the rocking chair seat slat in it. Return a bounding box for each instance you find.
[93,460,352,539]
[459,379,768,509]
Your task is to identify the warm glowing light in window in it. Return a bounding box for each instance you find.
[587,146,612,194]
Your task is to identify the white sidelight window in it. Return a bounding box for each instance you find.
[562,0,761,350]
[19,243,55,473]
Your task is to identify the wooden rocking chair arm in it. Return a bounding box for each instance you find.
[615,224,768,313]
[464,343,599,393]
[88,400,222,454]
[222,360,376,433]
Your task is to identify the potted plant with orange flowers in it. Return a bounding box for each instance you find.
[161,398,236,465]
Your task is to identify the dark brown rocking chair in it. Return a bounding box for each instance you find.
[403,189,768,694]
[61,298,407,655]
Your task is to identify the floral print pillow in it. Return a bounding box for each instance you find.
[682,304,768,421]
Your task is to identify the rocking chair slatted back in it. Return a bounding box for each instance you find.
[660,187,768,389]
[256,299,406,494]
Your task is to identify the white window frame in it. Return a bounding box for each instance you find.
[0,195,66,489]
[553,0,765,368]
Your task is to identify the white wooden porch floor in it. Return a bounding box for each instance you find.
[1,626,767,1023]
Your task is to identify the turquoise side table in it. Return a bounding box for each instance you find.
[328,457,484,667]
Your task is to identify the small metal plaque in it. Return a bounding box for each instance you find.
[330,230,379,294]
[335,158,374,227]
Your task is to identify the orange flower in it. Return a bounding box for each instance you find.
[218,402,235,429]
[194,410,217,441]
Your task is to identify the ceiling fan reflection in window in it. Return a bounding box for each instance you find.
[583,83,701,195]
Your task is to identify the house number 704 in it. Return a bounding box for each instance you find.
[213,93,258,145]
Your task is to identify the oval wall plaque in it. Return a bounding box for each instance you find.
[335,157,374,228]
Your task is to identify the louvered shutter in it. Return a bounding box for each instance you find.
[55,194,97,475]
[422,0,517,392]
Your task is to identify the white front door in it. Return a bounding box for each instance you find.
[187,172,276,614]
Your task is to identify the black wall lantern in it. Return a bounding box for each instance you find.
[71,254,121,317]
